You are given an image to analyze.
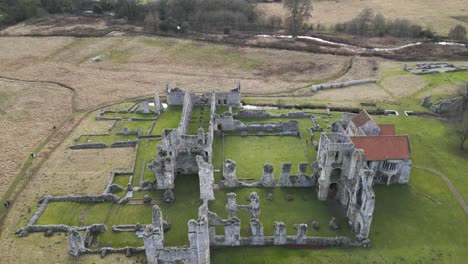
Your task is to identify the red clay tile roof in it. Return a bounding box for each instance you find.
[350,135,411,161]
[351,110,373,127]
[378,124,396,136]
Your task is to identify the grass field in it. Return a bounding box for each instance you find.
[211,113,468,263]
[133,139,160,185]
[150,106,182,135]
[209,188,353,237]
[217,136,310,181]
[257,0,468,35]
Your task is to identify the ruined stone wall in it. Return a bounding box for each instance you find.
[70,143,108,149]
[235,110,314,119]
[311,79,377,92]
[316,133,375,241]
[178,92,194,135]
[144,203,211,264]
[214,83,241,107]
[221,161,313,188]
[166,82,186,105]
[110,140,138,148]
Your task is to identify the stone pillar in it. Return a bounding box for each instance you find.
[296,224,308,244]
[249,192,261,219]
[249,218,264,245]
[273,221,287,245]
[298,163,309,177]
[221,160,239,188]
[224,217,241,246]
[68,228,85,258]
[154,93,163,113]
[188,219,198,249]
[197,127,205,144]
[259,164,275,187]
[225,193,238,218]
[152,205,164,232]
[143,225,164,264]
[278,162,292,186]
[141,99,150,113]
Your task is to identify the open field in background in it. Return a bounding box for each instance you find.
[244,61,468,110]
[258,0,468,35]
[0,78,73,197]
[0,36,350,111]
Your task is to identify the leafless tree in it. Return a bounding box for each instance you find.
[283,0,313,38]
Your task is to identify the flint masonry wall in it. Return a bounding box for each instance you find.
[178,92,194,135]
[221,161,314,188]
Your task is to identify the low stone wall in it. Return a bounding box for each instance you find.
[235,110,314,119]
[70,143,108,149]
[109,120,118,131]
[213,235,354,247]
[111,140,138,148]
[130,117,157,121]
[82,246,145,257]
[27,196,50,225]
[311,79,377,92]
[48,194,120,203]
[16,224,71,237]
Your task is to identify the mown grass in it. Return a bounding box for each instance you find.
[133,139,160,185]
[76,134,136,144]
[131,175,201,246]
[214,136,309,182]
[113,120,154,134]
[150,106,182,135]
[188,106,211,134]
[212,113,468,263]
[209,188,352,237]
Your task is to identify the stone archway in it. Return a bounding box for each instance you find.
[330,168,342,182]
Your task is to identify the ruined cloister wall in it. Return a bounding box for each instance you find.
[178,92,194,135]
[221,160,314,188]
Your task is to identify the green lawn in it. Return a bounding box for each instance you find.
[150,106,182,135]
[113,120,154,134]
[133,139,160,186]
[76,134,136,144]
[209,188,352,237]
[188,106,211,134]
[214,136,310,182]
[132,175,202,246]
[212,114,468,263]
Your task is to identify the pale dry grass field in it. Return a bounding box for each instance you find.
[258,0,468,35]
[335,57,380,82]
[0,78,72,196]
[311,83,388,101]
[380,74,428,97]
[0,36,350,110]
[0,113,135,264]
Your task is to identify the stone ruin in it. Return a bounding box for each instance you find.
[17,83,416,262]
[404,62,468,75]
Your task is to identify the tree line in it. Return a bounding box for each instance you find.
[334,8,467,42]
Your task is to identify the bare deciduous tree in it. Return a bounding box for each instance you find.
[283,0,313,38]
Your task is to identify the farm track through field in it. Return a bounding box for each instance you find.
[414,165,468,214]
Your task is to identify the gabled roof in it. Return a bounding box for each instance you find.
[378,124,396,136]
[351,110,373,127]
[350,135,411,161]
